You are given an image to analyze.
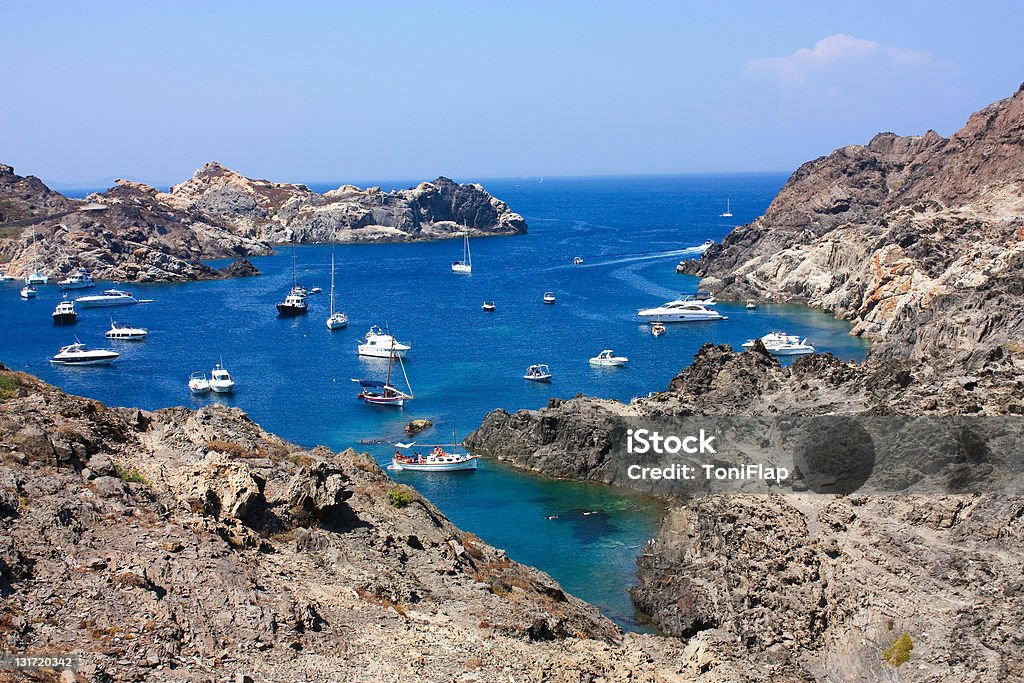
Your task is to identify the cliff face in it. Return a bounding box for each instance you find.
[0,162,526,282]
[681,85,1024,368]
[0,364,774,683]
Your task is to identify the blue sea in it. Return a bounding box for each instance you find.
[1,174,869,630]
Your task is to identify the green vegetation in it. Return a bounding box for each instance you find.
[883,632,914,668]
[386,488,414,508]
[0,375,21,399]
[112,462,149,485]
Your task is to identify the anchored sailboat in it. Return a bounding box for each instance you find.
[325,251,348,330]
[451,234,472,274]
[353,339,414,407]
[25,232,48,285]
[720,199,733,218]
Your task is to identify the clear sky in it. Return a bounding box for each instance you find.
[2,1,1022,188]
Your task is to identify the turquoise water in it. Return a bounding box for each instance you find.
[1,174,869,629]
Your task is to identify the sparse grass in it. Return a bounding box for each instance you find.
[0,375,21,399]
[386,488,414,508]
[205,439,247,458]
[112,462,149,485]
[883,632,914,668]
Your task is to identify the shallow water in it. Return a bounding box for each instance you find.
[0,174,868,629]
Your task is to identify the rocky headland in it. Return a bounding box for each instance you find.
[0,162,526,283]
[0,363,772,683]
[467,86,1024,680]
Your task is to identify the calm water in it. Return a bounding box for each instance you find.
[1,174,869,629]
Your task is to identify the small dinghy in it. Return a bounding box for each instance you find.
[188,371,211,394]
[543,292,556,304]
[482,300,496,312]
[650,322,666,336]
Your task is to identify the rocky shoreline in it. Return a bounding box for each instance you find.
[466,86,1024,680]
[0,162,526,283]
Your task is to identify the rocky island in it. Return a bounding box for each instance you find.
[467,86,1024,679]
[0,163,526,283]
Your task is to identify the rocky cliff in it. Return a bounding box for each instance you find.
[0,363,774,682]
[680,84,1024,369]
[0,163,526,283]
[467,86,1024,681]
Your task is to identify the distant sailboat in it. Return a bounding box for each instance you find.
[326,251,348,330]
[25,232,48,285]
[451,234,472,274]
[720,199,733,218]
[353,339,414,407]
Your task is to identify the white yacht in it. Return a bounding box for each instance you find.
[325,252,348,330]
[105,321,148,340]
[210,363,235,393]
[742,332,815,356]
[188,372,211,394]
[746,299,757,310]
[59,268,95,289]
[276,291,308,317]
[25,232,48,285]
[637,300,727,322]
[482,300,496,312]
[589,349,629,366]
[543,292,556,304]
[75,288,138,308]
[358,325,411,359]
[573,256,584,265]
[50,342,119,366]
[720,199,733,218]
[451,234,472,274]
[19,285,36,299]
[52,298,77,325]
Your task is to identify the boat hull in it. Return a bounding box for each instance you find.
[277,304,307,317]
[50,355,117,366]
[637,312,727,322]
[106,333,146,340]
[210,383,235,393]
[390,456,478,471]
[326,315,348,330]
[52,314,77,325]
[358,347,409,359]
[451,264,472,274]
[76,298,137,308]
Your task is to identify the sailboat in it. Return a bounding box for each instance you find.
[353,339,414,407]
[720,199,733,218]
[325,251,348,330]
[25,232,48,285]
[451,234,472,274]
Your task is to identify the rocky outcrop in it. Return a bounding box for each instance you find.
[680,85,1024,369]
[0,363,767,682]
[0,162,526,282]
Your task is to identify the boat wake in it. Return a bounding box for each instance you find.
[546,244,709,271]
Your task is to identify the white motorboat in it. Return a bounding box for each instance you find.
[637,300,727,322]
[188,371,211,394]
[358,325,410,358]
[325,252,348,330]
[524,364,552,382]
[651,322,666,336]
[105,321,148,340]
[589,349,629,366]
[277,291,308,317]
[720,199,733,218]
[573,256,584,265]
[50,342,119,366]
[25,232,48,284]
[310,286,322,294]
[746,299,757,310]
[389,436,478,472]
[52,298,77,325]
[210,363,235,393]
[743,332,815,356]
[353,340,414,407]
[60,268,95,289]
[543,291,556,304]
[451,234,472,274]
[19,285,36,299]
[75,288,138,308]
[482,300,496,312]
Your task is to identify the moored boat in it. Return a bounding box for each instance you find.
[746,299,757,310]
[637,295,726,322]
[52,298,77,325]
[524,364,552,382]
[19,285,36,299]
[573,256,584,265]
[24,232,48,285]
[188,371,211,394]
[543,291,556,304]
[75,288,138,308]
[59,268,95,290]
[105,321,148,340]
[651,322,666,336]
[50,342,119,366]
[451,234,472,274]
[742,332,815,356]
[325,252,348,330]
[277,291,308,317]
[358,325,411,358]
[389,435,478,472]
[353,340,414,407]
[482,300,496,312]
[210,363,236,393]
[589,349,629,366]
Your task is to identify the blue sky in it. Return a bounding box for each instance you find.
[2,1,1022,187]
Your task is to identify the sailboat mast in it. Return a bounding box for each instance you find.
[465,234,471,267]
[329,252,336,316]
